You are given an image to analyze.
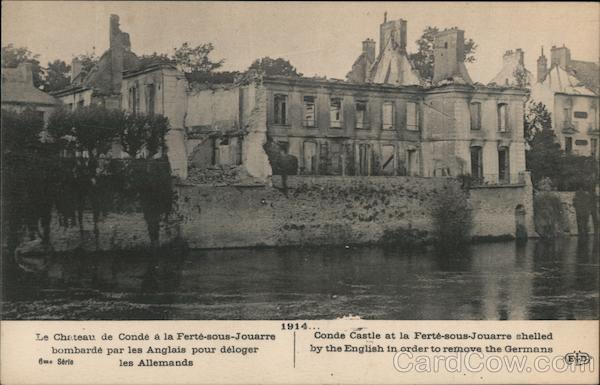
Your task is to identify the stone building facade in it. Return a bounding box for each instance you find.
[530,45,599,158]
[49,14,529,185]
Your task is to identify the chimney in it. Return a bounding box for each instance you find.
[537,47,548,83]
[18,62,33,86]
[432,28,472,84]
[71,58,83,83]
[379,17,407,54]
[362,39,376,63]
[550,45,570,68]
[503,49,525,66]
[109,14,131,95]
[515,48,524,66]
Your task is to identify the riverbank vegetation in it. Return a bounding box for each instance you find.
[430,181,473,250]
[525,102,599,238]
[1,106,176,259]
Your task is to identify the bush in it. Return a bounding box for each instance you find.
[533,192,566,238]
[430,181,473,249]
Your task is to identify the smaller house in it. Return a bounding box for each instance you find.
[1,62,60,124]
[530,45,599,158]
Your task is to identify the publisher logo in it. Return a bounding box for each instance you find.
[564,351,592,366]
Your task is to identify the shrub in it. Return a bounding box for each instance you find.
[533,192,566,238]
[430,181,473,249]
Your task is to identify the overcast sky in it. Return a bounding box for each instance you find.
[2,2,598,83]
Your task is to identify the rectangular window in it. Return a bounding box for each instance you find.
[382,101,394,130]
[575,139,588,146]
[470,102,481,130]
[303,141,318,175]
[591,138,598,159]
[358,143,370,176]
[563,108,571,126]
[274,94,288,125]
[35,110,45,122]
[470,147,483,180]
[498,103,508,132]
[302,96,316,127]
[574,111,588,119]
[129,87,139,114]
[406,102,418,131]
[146,84,155,116]
[330,97,342,128]
[407,150,419,176]
[77,100,85,109]
[381,145,395,175]
[498,148,510,184]
[356,101,368,129]
[565,136,573,153]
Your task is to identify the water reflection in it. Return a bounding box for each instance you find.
[2,238,598,320]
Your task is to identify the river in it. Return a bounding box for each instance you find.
[2,237,598,320]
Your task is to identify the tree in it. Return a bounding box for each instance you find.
[138,52,173,70]
[247,57,302,77]
[2,108,56,254]
[513,66,530,89]
[72,52,100,81]
[46,106,174,248]
[430,181,473,250]
[172,42,224,74]
[1,44,44,88]
[408,27,477,84]
[524,101,552,148]
[45,60,71,92]
[526,129,562,188]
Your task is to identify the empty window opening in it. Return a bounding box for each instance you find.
[406,102,419,131]
[303,96,316,127]
[274,94,288,125]
[356,101,368,129]
[382,101,394,130]
[330,98,342,128]
[498,147,510,184]
[470,102,481,130]
[497,103,508,132]
[470,146,483,181]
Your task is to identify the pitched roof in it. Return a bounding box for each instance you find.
[569,60,599,94]
[543,65,597,96]
[1,66,60,106]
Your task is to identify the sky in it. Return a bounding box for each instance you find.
[2,1,599,83]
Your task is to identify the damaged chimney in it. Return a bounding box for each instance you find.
[379,17,407,54]
[362,38,376,63]
[109,14,131,95]
[432,28,472,84]
[71,58,83,83]
[550,45,571,68]
[503,48,524,66]
[537,47,548,83]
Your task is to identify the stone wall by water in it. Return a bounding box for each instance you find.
[556,191,596,235]
[46,175,535,251]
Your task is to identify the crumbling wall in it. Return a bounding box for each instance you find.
[241,84,272,181]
